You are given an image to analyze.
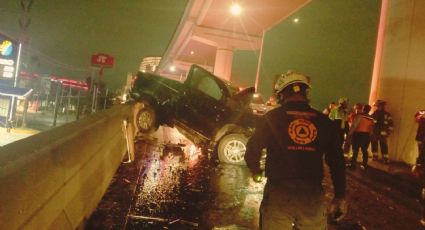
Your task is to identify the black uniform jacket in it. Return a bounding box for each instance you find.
[415,119,425,166]
[245,101,346,198]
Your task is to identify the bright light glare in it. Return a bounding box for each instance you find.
[253,93,260,98]
[169,65,176,72]
[190,50,195,55]
[293,18,299,23]
[230,3,242,16]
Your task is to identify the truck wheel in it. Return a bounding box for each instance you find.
[135,106,158,134]
[217,133,248,165]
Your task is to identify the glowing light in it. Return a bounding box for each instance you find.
[190,50,195,55]
[230,3,242,16]
[0,40,13,56]
[187,144,201,167]
[293,18,299,23]
[253,93,260,98]
[169,65,176,72]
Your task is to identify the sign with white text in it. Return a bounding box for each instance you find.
[0,34,18,81]
[91,53,114,68]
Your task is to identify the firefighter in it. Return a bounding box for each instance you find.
[371,100,394,163]
[412,109,425,226]
[245,71,347,229]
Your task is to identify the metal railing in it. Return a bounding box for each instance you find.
[11,82,114,132]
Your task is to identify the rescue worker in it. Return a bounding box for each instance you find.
[343,103,363,158]
[371,100,393,163]
[411,109,425,226]
[348,104,375,170]
[245,71,347,229]
[329,97,350,148]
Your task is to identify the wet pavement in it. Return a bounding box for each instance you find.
[124,127,263,230]
[88,125,424,230]
[126,143,210,229]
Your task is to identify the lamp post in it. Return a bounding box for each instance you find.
[254,30,265,92]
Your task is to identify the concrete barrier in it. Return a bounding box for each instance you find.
[0,103,135,229]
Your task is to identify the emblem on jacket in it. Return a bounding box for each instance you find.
[288,119,317,145]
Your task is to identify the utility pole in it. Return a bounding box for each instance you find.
[19,0,32,41]
[52,82,62,127]
[7,0,32,130]
[11,0,33,128]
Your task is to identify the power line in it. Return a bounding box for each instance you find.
[23,46,90,73]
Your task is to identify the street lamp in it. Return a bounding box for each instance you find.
[169,65,176,72]
[230,3,242,16]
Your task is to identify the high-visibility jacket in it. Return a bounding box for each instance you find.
[349,113,375,135]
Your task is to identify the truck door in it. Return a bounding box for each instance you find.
[178,66,230,138]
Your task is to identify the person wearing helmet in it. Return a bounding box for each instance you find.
[371,100,393,163]
[329,97,350,148]
[412,109,425,227]
[245,71,347,229]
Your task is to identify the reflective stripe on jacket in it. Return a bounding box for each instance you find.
[372,110,393,136]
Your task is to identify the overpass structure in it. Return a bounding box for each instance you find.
[158,0,310,82]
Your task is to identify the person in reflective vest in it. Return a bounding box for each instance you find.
[329,97,350,148]
[348,104,375,170]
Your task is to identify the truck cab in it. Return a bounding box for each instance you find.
[130,64,261,165]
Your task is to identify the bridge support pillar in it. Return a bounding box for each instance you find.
[214,47,234,81]
[370,0,425,163]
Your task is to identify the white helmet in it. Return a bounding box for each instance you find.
[274,70,311,94]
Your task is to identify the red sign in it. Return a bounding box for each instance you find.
[91,53,114,67]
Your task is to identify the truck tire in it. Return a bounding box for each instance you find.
[135,106,158,134]
[217,133,248,165]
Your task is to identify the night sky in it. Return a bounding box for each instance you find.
[0,0,188,91]
[261,0,382,110]
[232,0,381,110]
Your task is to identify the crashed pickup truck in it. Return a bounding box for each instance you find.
[130,64,263,165]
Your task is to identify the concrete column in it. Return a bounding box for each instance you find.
[214,47,233,81]
[371,0,425,163]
